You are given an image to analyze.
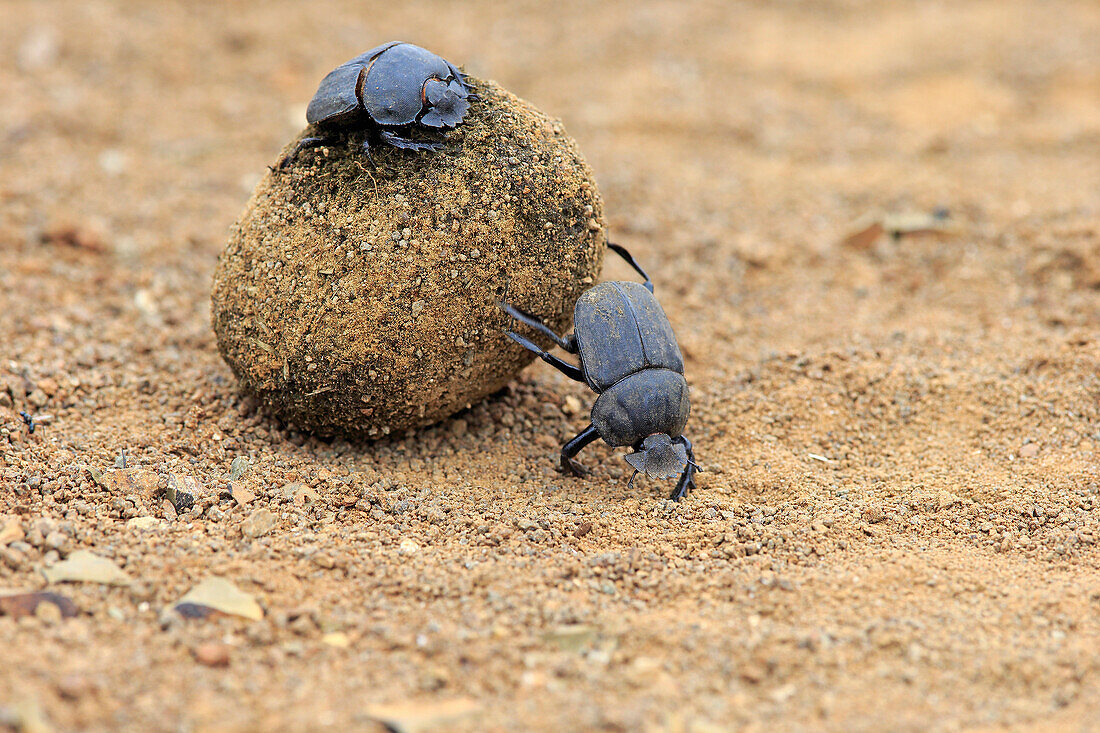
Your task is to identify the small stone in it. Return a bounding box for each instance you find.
[311,553,336,569]
[126,516,162,531]
[322,631,351,648]
[292,484,321,506]
[34,599,63,625]
[542,624,597,652]
[229,456,250,480]
[862,506,887,524]
[241,508,277,538]
[166,472,202,512]
[43,531,69,553]
[573,521,593,538]
[514,517,539,532]
[17,28,59,71]
[398,538,420,555]
[0,516,24,546]
[31,518,56,537]
[193,642,231,667]
[57,674,94,700]
[0,546,27,570]
[93,468,160,504]
[27,389,48,407]
[563,395,583,415]
[1019,443,1040,458]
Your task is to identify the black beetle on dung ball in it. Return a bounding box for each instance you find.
[281,41,474,167]
[501,245,700,501]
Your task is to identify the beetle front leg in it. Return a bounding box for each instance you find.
[561,424,599,477]
[379,130,444,152]
[276,136,327,170]
[360,137,377,167]
[608,243,654,293]
[669,435,698,501]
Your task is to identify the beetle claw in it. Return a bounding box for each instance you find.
[560,456,589,478]
[277,136,327,171]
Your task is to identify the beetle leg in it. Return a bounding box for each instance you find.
[361,138,376,167]
[499,301,577,353]
[608,243,654,293]
[669,436,698,501]
[379,130,444,152]
[561,424,599,477]
[504,331,585,382]
[277,136,327,170]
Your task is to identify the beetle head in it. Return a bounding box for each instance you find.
[421,78,470,128]
[624,434,688,481]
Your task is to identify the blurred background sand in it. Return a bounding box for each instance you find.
[1,1,1099,730]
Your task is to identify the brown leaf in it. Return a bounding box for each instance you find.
[363,698,481,733]
[42,222,107,252]
[228,482,255,506]
[174,577,263,620]
[42,550,132,586]
[0,591,78,619]
[840,221,885,250]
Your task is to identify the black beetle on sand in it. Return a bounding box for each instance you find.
[501,245,699,500]
[281,42,474,168]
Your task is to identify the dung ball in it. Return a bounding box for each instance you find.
[211,78,605,437]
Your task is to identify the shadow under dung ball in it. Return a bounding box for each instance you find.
[211,78,606,437]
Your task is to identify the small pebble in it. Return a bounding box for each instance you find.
[193,642,231,668]
[242,508,277,538]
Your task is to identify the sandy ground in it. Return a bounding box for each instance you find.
[2,1,1100,731]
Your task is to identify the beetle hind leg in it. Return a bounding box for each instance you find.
[669,435,698,501]
[504,330,586,382]
[561,424,599,477]
[499,301,577,353]
[379,130,444,152]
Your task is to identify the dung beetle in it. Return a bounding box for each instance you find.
[281,42,473,168]
[500,245,699,501]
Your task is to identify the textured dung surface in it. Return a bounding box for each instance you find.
[212,78,605,436]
